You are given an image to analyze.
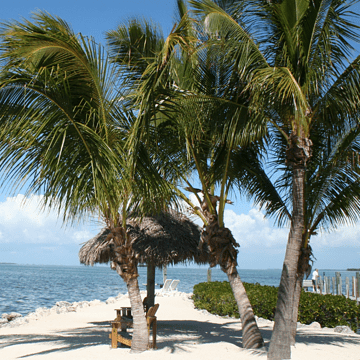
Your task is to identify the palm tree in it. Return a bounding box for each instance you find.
[106,0,265,348]
[189,0,360,358]
[175,111,266,350]
[294,128,360,341]
[0,12,178,352]
[244,122,360,343]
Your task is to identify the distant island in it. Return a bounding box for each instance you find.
[0,262,16,265]
[347,268,360,271]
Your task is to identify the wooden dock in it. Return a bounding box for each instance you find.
[303,271,360,303]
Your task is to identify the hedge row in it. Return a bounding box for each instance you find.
[192,281,360,331]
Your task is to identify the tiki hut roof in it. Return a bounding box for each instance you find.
[79,210,207,267]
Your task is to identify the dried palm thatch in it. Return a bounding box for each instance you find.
[79,210,207,267]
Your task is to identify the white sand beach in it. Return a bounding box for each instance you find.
[1,292,359,360]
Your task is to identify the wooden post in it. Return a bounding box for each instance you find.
[207,268,212,282]
[335,272,341,295]
[163,265,167,283]
[327,277,331,295]
[346,277,350,298]
[147,262,156,308]
[355,277,358,299]
[356,272,360,298]
[332,277,336,295]
[338,276,342,296]
[111,323,119,348]
[352,276,356,297]
[352,274,355,298]
[323,276,327,294]
[317,276,323,294]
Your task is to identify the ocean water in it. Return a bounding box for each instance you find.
[0,264,280,316]
[0,264,358,317]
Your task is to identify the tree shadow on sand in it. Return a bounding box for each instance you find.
[0,319,359,358]
[294,328,360,347]
[155,319,269,355]
[0,320,110,358]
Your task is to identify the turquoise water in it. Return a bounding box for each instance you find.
[0,264,358,317]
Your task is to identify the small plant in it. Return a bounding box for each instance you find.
[193,281,360,331]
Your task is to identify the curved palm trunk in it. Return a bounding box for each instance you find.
[201,213,264,349]
[227,268,264,348]
[268,133,311,360]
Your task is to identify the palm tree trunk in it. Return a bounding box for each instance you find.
[268,165,306,360]
[290,274,303,345]
[290,241,313,345]
[226,268,264,348]
[112,227,149,353]
[126,276,149,352]
[201,213,264,349]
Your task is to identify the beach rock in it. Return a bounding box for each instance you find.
[115,293,126,300]
[308,322,321,329]
[105,297,116,304]
[54,306,73,314]
[35,307,51,317]
[8,317,27,327]
[334,326,354,334]
[2,312,22,322]
[199,309,210,315]
[0,318,8,325]
[25,313,39,322]
[72,301,80,308]
[76,301,90,308]
[54,301,76,312]
[89,299,102,306]
[55,301,72,307]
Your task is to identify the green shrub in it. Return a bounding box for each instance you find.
[192,281,360,331]
[298,292,360,330]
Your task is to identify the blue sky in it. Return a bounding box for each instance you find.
[0,0,359,269]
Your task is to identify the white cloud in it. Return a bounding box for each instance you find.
[0,194,98,245]
[40,246,59,252]
[223,206,360,250]
[181,192,360,250]
[3,191,357,266]
[72,230,95,243]
[312,223,360,248]
[0,194,56,227]
[184,193,290,248]
[224,208,289,248]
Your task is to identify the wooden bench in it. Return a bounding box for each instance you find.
[114,307,132,322]
[109,304,159,349]
[302,279,313,291]
[110,321,132,348]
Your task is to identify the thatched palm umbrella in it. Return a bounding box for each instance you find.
[79,210,206,307]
